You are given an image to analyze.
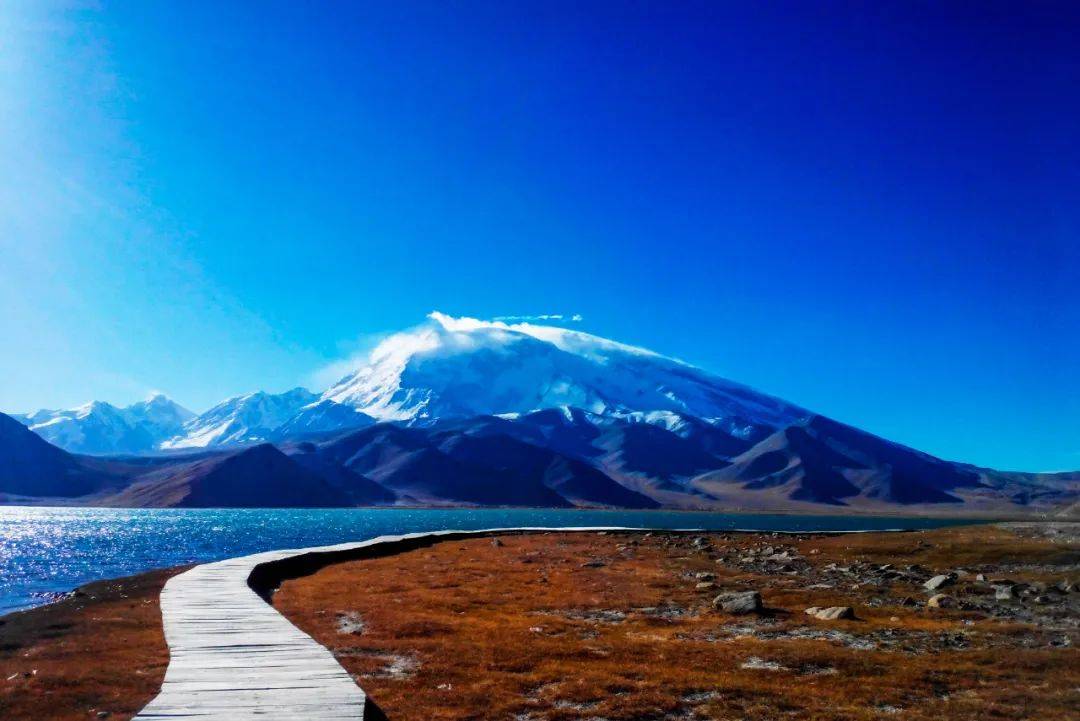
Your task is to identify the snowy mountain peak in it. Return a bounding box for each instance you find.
[320,313,805,428]
[160,387,318,450]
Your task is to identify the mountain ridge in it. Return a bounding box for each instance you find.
[1,408,1076,515]
[1,314,1076,514]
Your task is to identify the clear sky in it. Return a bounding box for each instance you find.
[1,1,1077,472]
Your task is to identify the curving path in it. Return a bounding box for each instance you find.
[133,527,672,720]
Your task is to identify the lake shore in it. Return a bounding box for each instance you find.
[2,523,1076,720]
[0,506,980,617]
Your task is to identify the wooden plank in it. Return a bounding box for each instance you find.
[133,527,659,720]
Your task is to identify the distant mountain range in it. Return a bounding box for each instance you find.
[13,394,194,455]
[2,313,1077,515]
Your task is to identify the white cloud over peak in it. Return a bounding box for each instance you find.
[492,313,583,323]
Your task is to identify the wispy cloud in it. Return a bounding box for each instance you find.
[308,313,588,392]
[493,313,583,323]
[305,330,398,390]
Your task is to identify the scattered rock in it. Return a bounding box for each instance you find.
[695,582,716,591]
[927,594,956,609]
[805,606,855,620]
[994,585,1016,601]
[491,537,504,547]
[924,574,956,591]
[581,560,606,568]
[713,591,762,615]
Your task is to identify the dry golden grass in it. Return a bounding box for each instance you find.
[0,568,180,721]
[275,527,1079,721]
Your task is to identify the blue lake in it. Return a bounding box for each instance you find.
[0,506,980,616]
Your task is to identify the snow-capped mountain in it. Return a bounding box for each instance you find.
[9,315,807,455]
[320,312,806,429]
[2,314,1077,515]
[127,393,197,438]
[161,388,318,450]
[13,394,193,455]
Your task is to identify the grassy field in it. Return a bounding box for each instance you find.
[0,568,182,721]
[276,526,1079,721]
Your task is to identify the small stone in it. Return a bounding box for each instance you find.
[695,582,716,591]
[712,591,762,615]
[927,594,955,608]
[580,560,606,568]
[694,572,716,581]
[97,713,111,719]
[924,574,956,591]
[491,537,503,547]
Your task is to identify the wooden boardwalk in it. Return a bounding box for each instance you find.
[133,527,648,720]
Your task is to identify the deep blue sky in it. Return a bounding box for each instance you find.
[1,2,1077,471]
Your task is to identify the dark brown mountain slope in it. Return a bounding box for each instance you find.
[103,444,352,508]
[0,413,111,498]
